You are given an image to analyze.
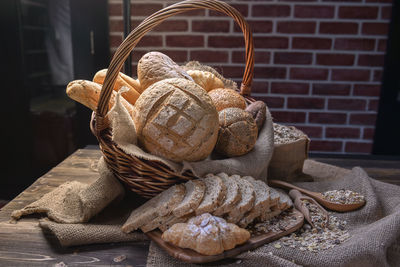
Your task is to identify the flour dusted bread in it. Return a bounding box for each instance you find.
[121,184,185,233]
[162,213,250,255]
[216,108,258,157]
[208,88,246,112]
[187,70,224,92]
[133,78,219,162]
[137,51,193,90]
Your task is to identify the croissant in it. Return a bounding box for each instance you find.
[187,70,224,92]
[161,213,250,255]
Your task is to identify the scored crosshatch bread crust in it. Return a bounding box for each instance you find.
[226,175,255,223]
[238,176,271,228]
[133,78,219,162]
[121,184,185,233]
[213,173,241,216]
[195,176,227,215]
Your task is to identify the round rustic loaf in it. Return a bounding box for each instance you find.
[133,78,219,162]
[208,88,246,112]
[215,108,258,157]
[137,51,193,91]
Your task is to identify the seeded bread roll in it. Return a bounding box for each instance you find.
[121,184,185,233]
[208,88,246,112]
[216,108,258,157]
[196,176,227,215]
[137,51,193,91]
[226,175,255,224]
[133,78,219,162]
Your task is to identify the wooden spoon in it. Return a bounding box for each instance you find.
[268,180,366,212]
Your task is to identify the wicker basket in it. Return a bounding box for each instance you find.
[91,0,255,198]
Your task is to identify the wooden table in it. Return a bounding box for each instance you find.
[0,148,399,266]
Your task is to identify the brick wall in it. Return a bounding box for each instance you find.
[108,0,392,154]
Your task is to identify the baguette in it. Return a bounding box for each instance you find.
[93,69,142,104]
[66,80,135,117]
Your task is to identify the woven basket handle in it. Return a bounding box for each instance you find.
[96,0,254,122]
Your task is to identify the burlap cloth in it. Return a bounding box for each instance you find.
[10,92,400,266]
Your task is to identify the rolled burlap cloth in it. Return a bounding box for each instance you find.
[146,160,400,267]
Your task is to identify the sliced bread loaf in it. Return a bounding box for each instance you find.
[159,214,192,232]
[141,180,206,233]
[275,189,293,210]
[122,184,185,233]
[238,176,271,228]
[213,173,241,216]
[196,175,226,215]
[226,175,255,224]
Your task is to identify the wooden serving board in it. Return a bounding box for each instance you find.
[146,209,304,264]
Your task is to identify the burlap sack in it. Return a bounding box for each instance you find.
[109,87,275,182]
[146,160,400,267]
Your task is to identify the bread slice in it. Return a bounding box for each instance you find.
[213,173,241,216]
[140,180,205,233]
[159,214,192,232]
[275,189,293,210]
[195,175,226,215]
[122,184,185,233]
[259,188,293,222]
[226,175,255,224]
[269,187,280,207]
[238,176,271,228]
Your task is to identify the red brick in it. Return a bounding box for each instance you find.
[290,68,329,80]
[166,35,204,47]
[132,50,188,63]
[310,140,343,152]
[288,97,325,109]
[232,51,270,64]
[293,38,332,50]
[251,81,268,94]
[131,4,163,16]
[381,6,392,20]
[234,21,273,33]
[331,69,370,81]
[252,5,291,17]
[257,96,285,108]
[362,23,389,35]
[326,127,360,138]
[295,126,323,138]
[255,37,289,49]
[277,22,316,34]
[254,67,287,79]
[153,20,188,32]
[109,20,123,32]
[294,5,335,18]
[109,3,122,16]
[176,10,205,17]
[350,114,377,125]
[368,99,379,111]
[272,111,306,123]
[365,0,392,2]
[319,22,358,35]
[321,0,361,2]
[192,20,230,32]
[345,142,372,153]
[274,52,312,65]
[378,39,387,52]
[358,54,385,67]
[316,53,354,66]
[363,128,375,140]
[208,36,243,48]
[328,99,366,111]
[334,38,375,51]
[210,4,249,17]
[110,35,122,47]
[309,112,347,124]
[312,83,351,96]
[190,51,228,63]
[136,35,163,47]
[271,82,309,95]
[354,84,381,97]
[374,70,383,82]
[220,66,244,78]
[339,6,378,19]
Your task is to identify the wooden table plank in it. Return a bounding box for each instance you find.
[0,148,399,266]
